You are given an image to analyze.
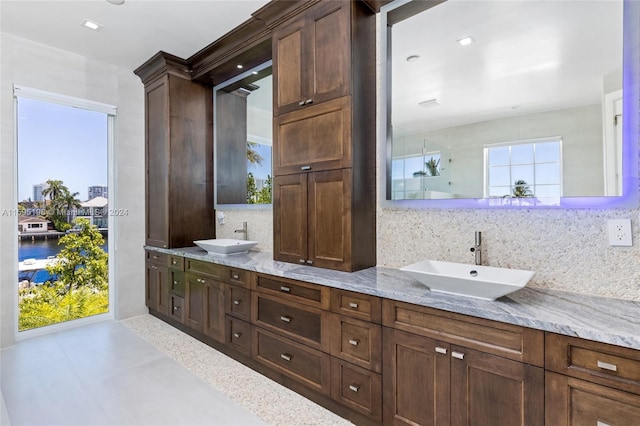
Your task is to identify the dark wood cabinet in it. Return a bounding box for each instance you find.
[203,279,225,343]
[185,272,205,333]
[274,168,360,272]
[137,54,215,249]
[145,259,169,316]
[273,0,350,116]
[184,259,227,343]
[272,0,376,273]
[545,333,640,425]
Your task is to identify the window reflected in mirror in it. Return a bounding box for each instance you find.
[386,0,623,202]
[215,62,272,206]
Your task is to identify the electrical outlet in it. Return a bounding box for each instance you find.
[607,219,632,246]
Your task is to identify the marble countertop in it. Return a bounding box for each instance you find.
[146,246,640,351]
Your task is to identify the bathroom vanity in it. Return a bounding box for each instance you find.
[145,247,640,426]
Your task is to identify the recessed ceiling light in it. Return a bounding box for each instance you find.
[457,36,474,46]
[106,0,125,5]
[418,98,441,109]
[406,55,420,63]
[237,64,243,69]
[82,19,103,31]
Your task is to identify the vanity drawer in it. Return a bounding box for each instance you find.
[382,299,544,366]
[228,268,250,288]
[168,255,184,270]
[169,295,184,323]
[146,250,167,265]
[329,314,381,373]
[169,270,185,296]
[546,333,640,395]
[253,274,329,309]
[252,326,331,396]
[331,289,381,323]
[226,284,251,321]
[330,358,382,422]
[252,292,329,351]
[226,316,251,357]
[185,259,226,280]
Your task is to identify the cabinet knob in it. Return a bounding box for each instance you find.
[173,281,178,285]
[451,351,465,360]
[348,339,359,346]
[280,353,292,362]
[597,360,618,372]
[349,384,360,393]
[280,286,291,293]
[304,99,313,105]
[233,332,242,339]
[233,300,241,305]
[435,347,448,355]
[349,302,359,309]
[173,306,179,311]
[172,260,177,265]
[280,315,292,323]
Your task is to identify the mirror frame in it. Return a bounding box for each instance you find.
[213,60,273,210]
[378,0,639,209]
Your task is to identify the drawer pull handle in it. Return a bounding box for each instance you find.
[299,259,306,264]
[298,100,306,106]
[306,260,313,265]
[349,302,359,309]
[301,166,311,171]
[233,300,241,305]
[232,274,240,280]
[305,99,313,105]
[435,347,448,355]
[349,384,360,393]
[173,281,178,285]
[280,353,292,362]
[172,260,177,265]
[597,360,617,372]
[597,422,612,426]
[452,351,465,360]
[233,332,242,338]
[152,255,158,260]
[280,286,291,293]
[348,339,359,346]
[151,265,158,270]
[173,306,179,311]
[280,316,292,323]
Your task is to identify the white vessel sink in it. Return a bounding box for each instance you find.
[194,239,258,255]
[400,260,535,300]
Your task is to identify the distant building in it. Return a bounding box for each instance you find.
[33,182,49,202]
[18,216,49,233]
[77,196,108,228]
[88,186,108,200]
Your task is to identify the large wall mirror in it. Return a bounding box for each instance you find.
[214,61,273,207]
[380,0,639,208]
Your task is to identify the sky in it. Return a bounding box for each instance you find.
[17,97,108,202]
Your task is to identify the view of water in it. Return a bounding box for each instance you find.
[18,237,109,261]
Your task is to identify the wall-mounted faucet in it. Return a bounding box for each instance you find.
[234,221,248,240]
[470,231,482,265]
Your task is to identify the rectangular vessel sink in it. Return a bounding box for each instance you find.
[194,239,258,255]
[400,260,535,301]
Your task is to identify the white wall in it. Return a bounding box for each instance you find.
[0,34,146,348]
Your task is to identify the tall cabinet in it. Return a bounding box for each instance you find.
[135,53,215,249]
[272,0,376,272]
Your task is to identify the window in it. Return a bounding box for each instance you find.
[485,138,562,198]
[392,151,442,200]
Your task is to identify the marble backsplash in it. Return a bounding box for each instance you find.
[216,207,640,302]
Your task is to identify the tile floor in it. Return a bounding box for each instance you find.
[1,315,351,426]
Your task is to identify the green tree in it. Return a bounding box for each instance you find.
[41,179,64,201]
[512,179,534,198]
[256,174,272,204]
[41,180,81,231]
[46,218,108,293]
[247,140,264,166]
[59,190,82,224]
[247,172,258,204]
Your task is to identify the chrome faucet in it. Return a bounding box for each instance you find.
[470,231,482,265]
[234,221,248,240]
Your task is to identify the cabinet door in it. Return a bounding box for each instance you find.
[308,169,351,271]
[203,279,225,343]
[450,345,544,426]
[273,174,307,265]
[145,261,168,315]
[145,76,170,248]
[185,273,205,333]
[273,15,305,115]
[546,371,640,426]
[273,97,352,175]
[383,328,450,426]
[304,0,350,106]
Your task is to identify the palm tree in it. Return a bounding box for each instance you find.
[59,190,82,224]
[41,179,64,201]
[247,141,264,166]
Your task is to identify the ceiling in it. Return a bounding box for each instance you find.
[1,0,270,71]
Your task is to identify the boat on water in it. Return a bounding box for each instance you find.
[18,257,59,287]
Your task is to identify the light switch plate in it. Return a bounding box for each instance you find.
[607,219,632,246]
